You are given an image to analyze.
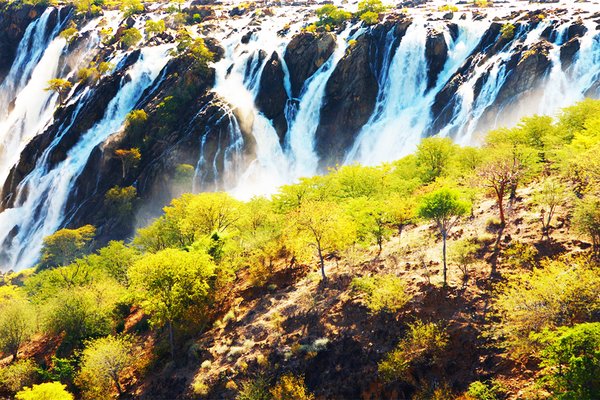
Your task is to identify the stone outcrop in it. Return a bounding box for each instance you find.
[255,51,288,144]
[284,32,336,98]
[425,29,448,91]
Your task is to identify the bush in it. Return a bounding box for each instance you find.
[500,23,515,40]
[378,321,448,382]
[145,19,165,37]
[315,4,351,29]
[120,0,143,17]
[59,23,78,43]
[466,380,507,400]
[270,374,314,400]
[438,4,458,12]
[535,323,600,399]
[40,225,96,268]
[237,376,270,400]
[359,11,379,25]
[77,335,135,399]
[573,196,600,257]
[351,274,410,313]
[0,359,37,394]
[494,258,600,359]
[120,28,142,48]
[15,382,73,400]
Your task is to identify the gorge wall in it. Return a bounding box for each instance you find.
[0,1,599,270]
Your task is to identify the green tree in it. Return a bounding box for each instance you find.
[315,4,351,28]
[385,194,416,241]
[120,0,143,17]
[270,374,314,400]
[532,178,570,240]
[418,188,470,286]
[495,258,600,359]
[15,382,73,400]
[351,274,410,313]
[77,335,135,398]
[45,78,72,103]
[128,249,216,358]
[0,298,35,360]
[120,28,142,48]
[145,19,166,37]
[477,155,522,226]
[535,323,600,399]
[573,196,600,257]
[40,225,96,268]
[293,201,356,281]
[415,137,457,182]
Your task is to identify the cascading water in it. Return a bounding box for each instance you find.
[0,45,171,270]
[4,3,600,270]
[0,14,102,187]
[347,20,486,164]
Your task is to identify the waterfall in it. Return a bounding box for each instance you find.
[346,20,485,165]
[286,26,357,178]
[0,45,171,270]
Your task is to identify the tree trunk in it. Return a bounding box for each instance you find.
[168,320,175,361]
[442,230,447,287]
[113,374,123,396]
[318,246,326,281]
[498,193,505,226]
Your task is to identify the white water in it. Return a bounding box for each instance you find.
[347,20,486,164]
[4,4,600,270]
[0,45,171,269]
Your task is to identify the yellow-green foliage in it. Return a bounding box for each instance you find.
[438,4,458,12]
[145,19,166,37]
[494,257,600,359]
[315,4,351,29]
[0,359,37,394]
[500,23,515,40]
[270,374,314,400]
[351,274,410,313]
[378,321,449,382]
[40,225,96,268]
[15,382,74,400]
[77,335,135,399]
[120,28,142,48]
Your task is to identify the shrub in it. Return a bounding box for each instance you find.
[315,4,351,29]
[438,4,458,12]
[0,359,37,394]
[237,376,270,400]
[378,321,448,382]
[466,380,507,400]
[77,67,100,84]
[270,374,314,400]
[451,238,479,285]
[145,19,165,37]
[501,241,537,270]
[114,148,141,178]
[573,196,600,257]
[120,0,143,17]
[500,23,515,40]
[351,274,410,313]
[359,11,379,25]
[494,258,600,359]
[357,0,386,14]
[120,28,142,48]
[0,297,35,360]
[535,323,600,399]
[15,382,74,400]
[77,335,135,398]
[104,186,137,217]
[59,23,78,43]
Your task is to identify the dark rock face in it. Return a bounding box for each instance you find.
[494,40,553,107]
[560,37,581,70]
[284,32,336,98]
[0,3,48,82]
[566,20,588,41]
[425,29,448,91]
[315,34,378,167]
[255,51,288,144]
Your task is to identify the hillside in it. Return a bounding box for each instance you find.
[1,98,600,399]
